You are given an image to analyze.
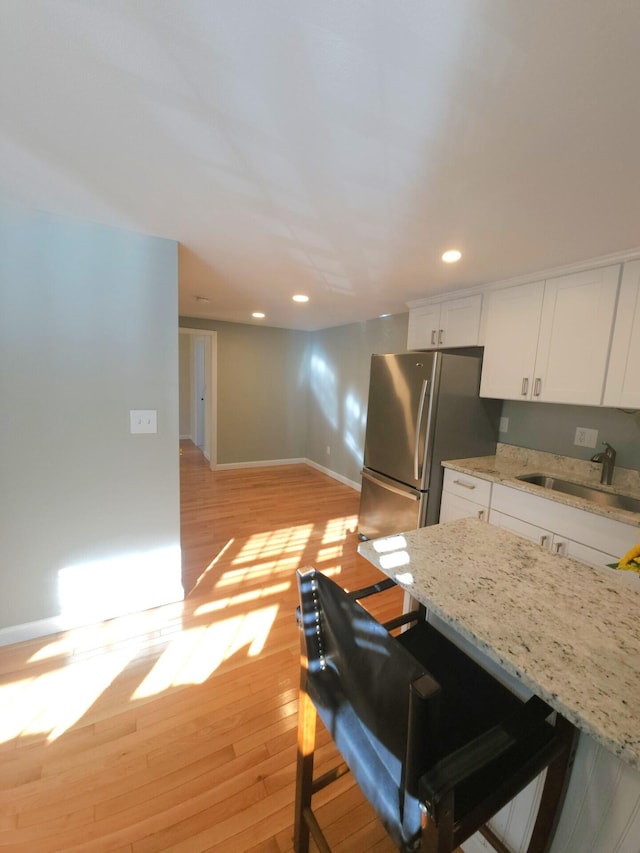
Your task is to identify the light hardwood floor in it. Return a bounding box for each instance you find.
[0,442,406,852]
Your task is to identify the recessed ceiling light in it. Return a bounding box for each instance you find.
[379,313,391,318]
[252,311,266,319]
[292,294,309,303]
[442,250,462,263]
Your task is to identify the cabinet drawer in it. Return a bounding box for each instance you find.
[443,469,492,507]
[491,483,639,557]
[440,492,488,524]
[489,509,552,548]
[552,537,617,571]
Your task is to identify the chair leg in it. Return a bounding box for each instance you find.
[420,790,456,853]
[526,715,579,853]
[294,681,318,853]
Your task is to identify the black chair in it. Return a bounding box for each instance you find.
[293,568,576,853]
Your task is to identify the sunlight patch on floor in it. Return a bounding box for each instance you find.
[133,604,279,698]
[194,582,290,616]
[323,514,358,545]
[0,513,357,746]
[0,647,136,744]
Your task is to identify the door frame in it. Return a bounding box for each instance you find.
[178,327,218,468]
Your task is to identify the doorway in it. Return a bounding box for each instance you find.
[178,327,218,467]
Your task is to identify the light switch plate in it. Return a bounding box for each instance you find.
[499,416,509,433]
[130,410,157,434]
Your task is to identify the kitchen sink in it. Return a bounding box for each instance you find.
[516,474,640,514]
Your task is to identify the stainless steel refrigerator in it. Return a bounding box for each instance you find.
[357,349,501,539]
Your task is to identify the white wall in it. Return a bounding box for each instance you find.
[0,204,182,642]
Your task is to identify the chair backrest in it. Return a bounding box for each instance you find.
[296,568,441,849]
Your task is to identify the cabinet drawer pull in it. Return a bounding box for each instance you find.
[521,377,529,396]
[539,535,549,548]
[438,329,444,345]
[477,509,485,521]
[431,329,437,345]
[554,541,565,555]
[534,377,542,397]
[453,479,476,490]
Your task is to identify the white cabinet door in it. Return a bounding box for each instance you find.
[535,265,620,405]
[551,536,618,570]
[407,304,441,349]
[440,492,488,523]
[439,294,482,348]
[480,266,620,404]
[489,509,552,548]
[603,259,640,408]
[479,281,544,400]
[407,295,482,350]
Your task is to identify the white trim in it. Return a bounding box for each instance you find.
[214,457,362,491]
[407,245,640,308]
[214,457,308,470]
[0,590,185,648]
[305,459,361,491]
[178,326,217,469]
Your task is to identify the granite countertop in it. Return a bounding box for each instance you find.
[442,444,640,528]
[358,518,640,769]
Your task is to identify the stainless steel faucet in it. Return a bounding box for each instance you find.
[591,441,616,485]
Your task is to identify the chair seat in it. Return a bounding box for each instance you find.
[397,621,523,753]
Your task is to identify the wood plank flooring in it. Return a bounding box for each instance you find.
[0,442,405,851]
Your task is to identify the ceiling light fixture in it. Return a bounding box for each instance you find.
[252,312,266,319]
[442,250,462,263]
[292,294,309,303]
[195,295,211,302]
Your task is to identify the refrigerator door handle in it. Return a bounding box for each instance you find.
[361,469,420,501]
[413,378,431,481]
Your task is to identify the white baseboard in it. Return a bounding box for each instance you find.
[214,457,308,470]
[214,457,361,492]
[0,545,184,648]
[305,459,361,492]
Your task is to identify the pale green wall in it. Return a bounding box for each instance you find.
[0,204,181,634]
[179,317,309,463]
[178,313,409,483]
[501,400,640,470]
[307,314,410,484]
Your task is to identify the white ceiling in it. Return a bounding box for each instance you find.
[2,1,640,331]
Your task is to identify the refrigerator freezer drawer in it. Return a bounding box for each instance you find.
[357,469,427,540]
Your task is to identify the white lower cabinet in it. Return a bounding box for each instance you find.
[489,483,638,561]
[445,474,640,853]
[440,470,491,523]
[488,509,552,548]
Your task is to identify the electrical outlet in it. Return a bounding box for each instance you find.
[326,445,331,456]
[574,427,598,448]
[499,416,509,433]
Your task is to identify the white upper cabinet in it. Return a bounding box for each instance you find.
[478,281,544,400]
[407,294,482,350]
[603,259,640,408]
[535,265,620,404]
[480,265,620,404]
